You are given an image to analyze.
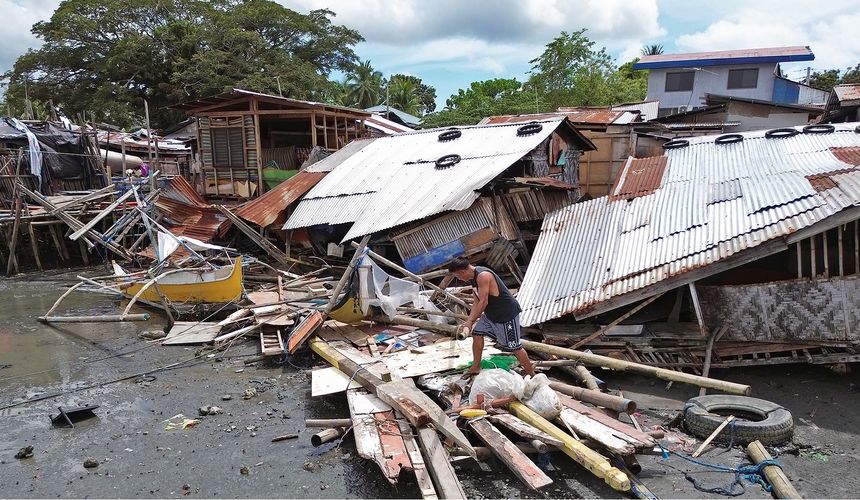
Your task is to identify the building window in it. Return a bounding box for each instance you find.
[727,68,759,89]
[665,71,695,92]
[210,127,245,167]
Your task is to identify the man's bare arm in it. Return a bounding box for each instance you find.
[465,272,492,329]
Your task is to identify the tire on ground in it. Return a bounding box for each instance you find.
[683,394,794,446]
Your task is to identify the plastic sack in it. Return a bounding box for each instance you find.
[468,369,525,405]
[521,373,563,419]
[414,293,454,325]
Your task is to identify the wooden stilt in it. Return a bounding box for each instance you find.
[26,221,42,272]
[6,194,22,275]
[468,418,553,490]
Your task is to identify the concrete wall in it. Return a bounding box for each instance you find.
[647,63,778,112]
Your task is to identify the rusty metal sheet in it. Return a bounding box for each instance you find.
[234,170,327,228]
[833,84,860,104]
[609,156,668,201]
[483,109,633,126]
[830,146,860,166]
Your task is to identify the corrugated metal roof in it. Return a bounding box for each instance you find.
[610,156,667,200]
[365,115,413,135]
[633,46,814,70]
[482,110,638,126]
[663,121,741,129]
[305,138,377,173]
[612,101,659,121]
[518,122,860,327]
[831,147,860,166]
[155,176,230,242]
[283,119,578,238]
[172,88,371,116]
[234,170,327,227]
[833,84,860,105]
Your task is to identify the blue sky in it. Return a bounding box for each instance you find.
[4,1,860,111]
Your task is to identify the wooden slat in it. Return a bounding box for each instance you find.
[468,418,553,490]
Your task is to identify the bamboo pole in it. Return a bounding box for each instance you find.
[746,440,802,499]
[39,314,150,323]
[510,402,630,492]
[521,340,751,395]
[548,381,636,413]
[323,234,371,317]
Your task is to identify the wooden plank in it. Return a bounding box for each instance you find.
[510,402,631,492]
[346,389,411,485]
[260,328,285,356]
[69,189,134,240]
[570,293,662,350]
[468,418,553,490]
[557,395,654,446]
[311,366,361,396]
[557,408,636,455]
[692,415,734,458]
[162,321,222,345]
[287,311,323,353]
[417,427,466,499]
[380,339,502,378]
[487,414,564,447]
[399,419,437,499]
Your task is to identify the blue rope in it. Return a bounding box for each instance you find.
[658,443,780,497]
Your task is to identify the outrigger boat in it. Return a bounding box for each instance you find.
[112,256,244,304]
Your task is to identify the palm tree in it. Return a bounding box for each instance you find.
[388,78,421,116]
[641,44,664,56]
[346,60,383,109]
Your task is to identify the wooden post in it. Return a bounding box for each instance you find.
[416,427,467,499]
[26,220,42,272]
[838,225,844,277]
[746,440,802,499]
[323,114,329,150]
[310,110,317,148]
[699,325,729,396]
[521,340,752,395]
[810,236,817,276]
[823,231,829,277]
[796,241,802,278]
[688,282,708,339]
[6,193,22,275]
[323,234,371,317]
[143,100,155,191]
[252,100,264,196]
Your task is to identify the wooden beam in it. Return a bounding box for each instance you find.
[746,440,802,499]
[699,325,729,396]
[692,415,734,458]
[216,205,290,266]
[547,381,635,413]
[571,293,662,350]
[556,408,636,455]
[522,340,752,395]
[468,418,553,491]
[510,402,631,492]
[69,189,133,240]
[487,414,564,447]
[416,427,467,499]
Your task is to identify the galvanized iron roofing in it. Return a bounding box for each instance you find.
[283,119,590,239]
[633,46,814,70]
[517,123,860,327]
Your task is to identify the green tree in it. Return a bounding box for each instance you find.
[346,60,383,109]
[641,44,664,56]
[809,69,841,90]
[609,59,648,103]
[389,74,437,114]
[4,0,362,128]
[387,78,421,116]
[420,78,535,128]
[527,30,619,109]
[841,63,860,84]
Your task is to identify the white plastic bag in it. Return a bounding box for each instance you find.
[521,373,563,419]
[358,254,420,318]
[468,369,525,405]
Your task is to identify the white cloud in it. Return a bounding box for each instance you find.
[674,1,860,72]
[0,0,61,74]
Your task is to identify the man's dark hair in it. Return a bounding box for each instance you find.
[447,257,471,272]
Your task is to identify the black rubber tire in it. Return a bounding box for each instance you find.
[765,127,800,139]
[435,154,461,170]
[438,129,462,142]
[803,124,835,134]
[714,133,744,145]
[516,122,543,136]
[663,138,690,149]
[683,395,794,446]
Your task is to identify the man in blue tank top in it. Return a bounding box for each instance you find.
[447,257,535,377]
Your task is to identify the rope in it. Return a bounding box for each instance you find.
[657,442,781,497]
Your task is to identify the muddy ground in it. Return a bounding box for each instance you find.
[1,270,858,498]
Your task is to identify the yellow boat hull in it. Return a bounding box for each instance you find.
[125,257,244,304]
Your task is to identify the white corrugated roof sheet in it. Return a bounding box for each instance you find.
[283,119,565,240]
[518,123,860,326]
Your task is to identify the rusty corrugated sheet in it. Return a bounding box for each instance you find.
[833,84,860,104]
[483,109,633,126]
[609,156,668,201]
[234,171,327,228]
[155,177,230,242]
[509,177,578,190]
[830,147,860,166]
[518,123,860,327]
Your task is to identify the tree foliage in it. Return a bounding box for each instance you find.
[5,0,362,128]
[345,60,383,109]
[422,30,647,128]
[808,63,860,90]
[390,74,437,114]
[641,44,664,56]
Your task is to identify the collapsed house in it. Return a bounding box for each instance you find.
[819,83,860,124]
[517,123,860,367]
[171,89,371,198]
[280,118,595,278]
[0,118,106,202]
